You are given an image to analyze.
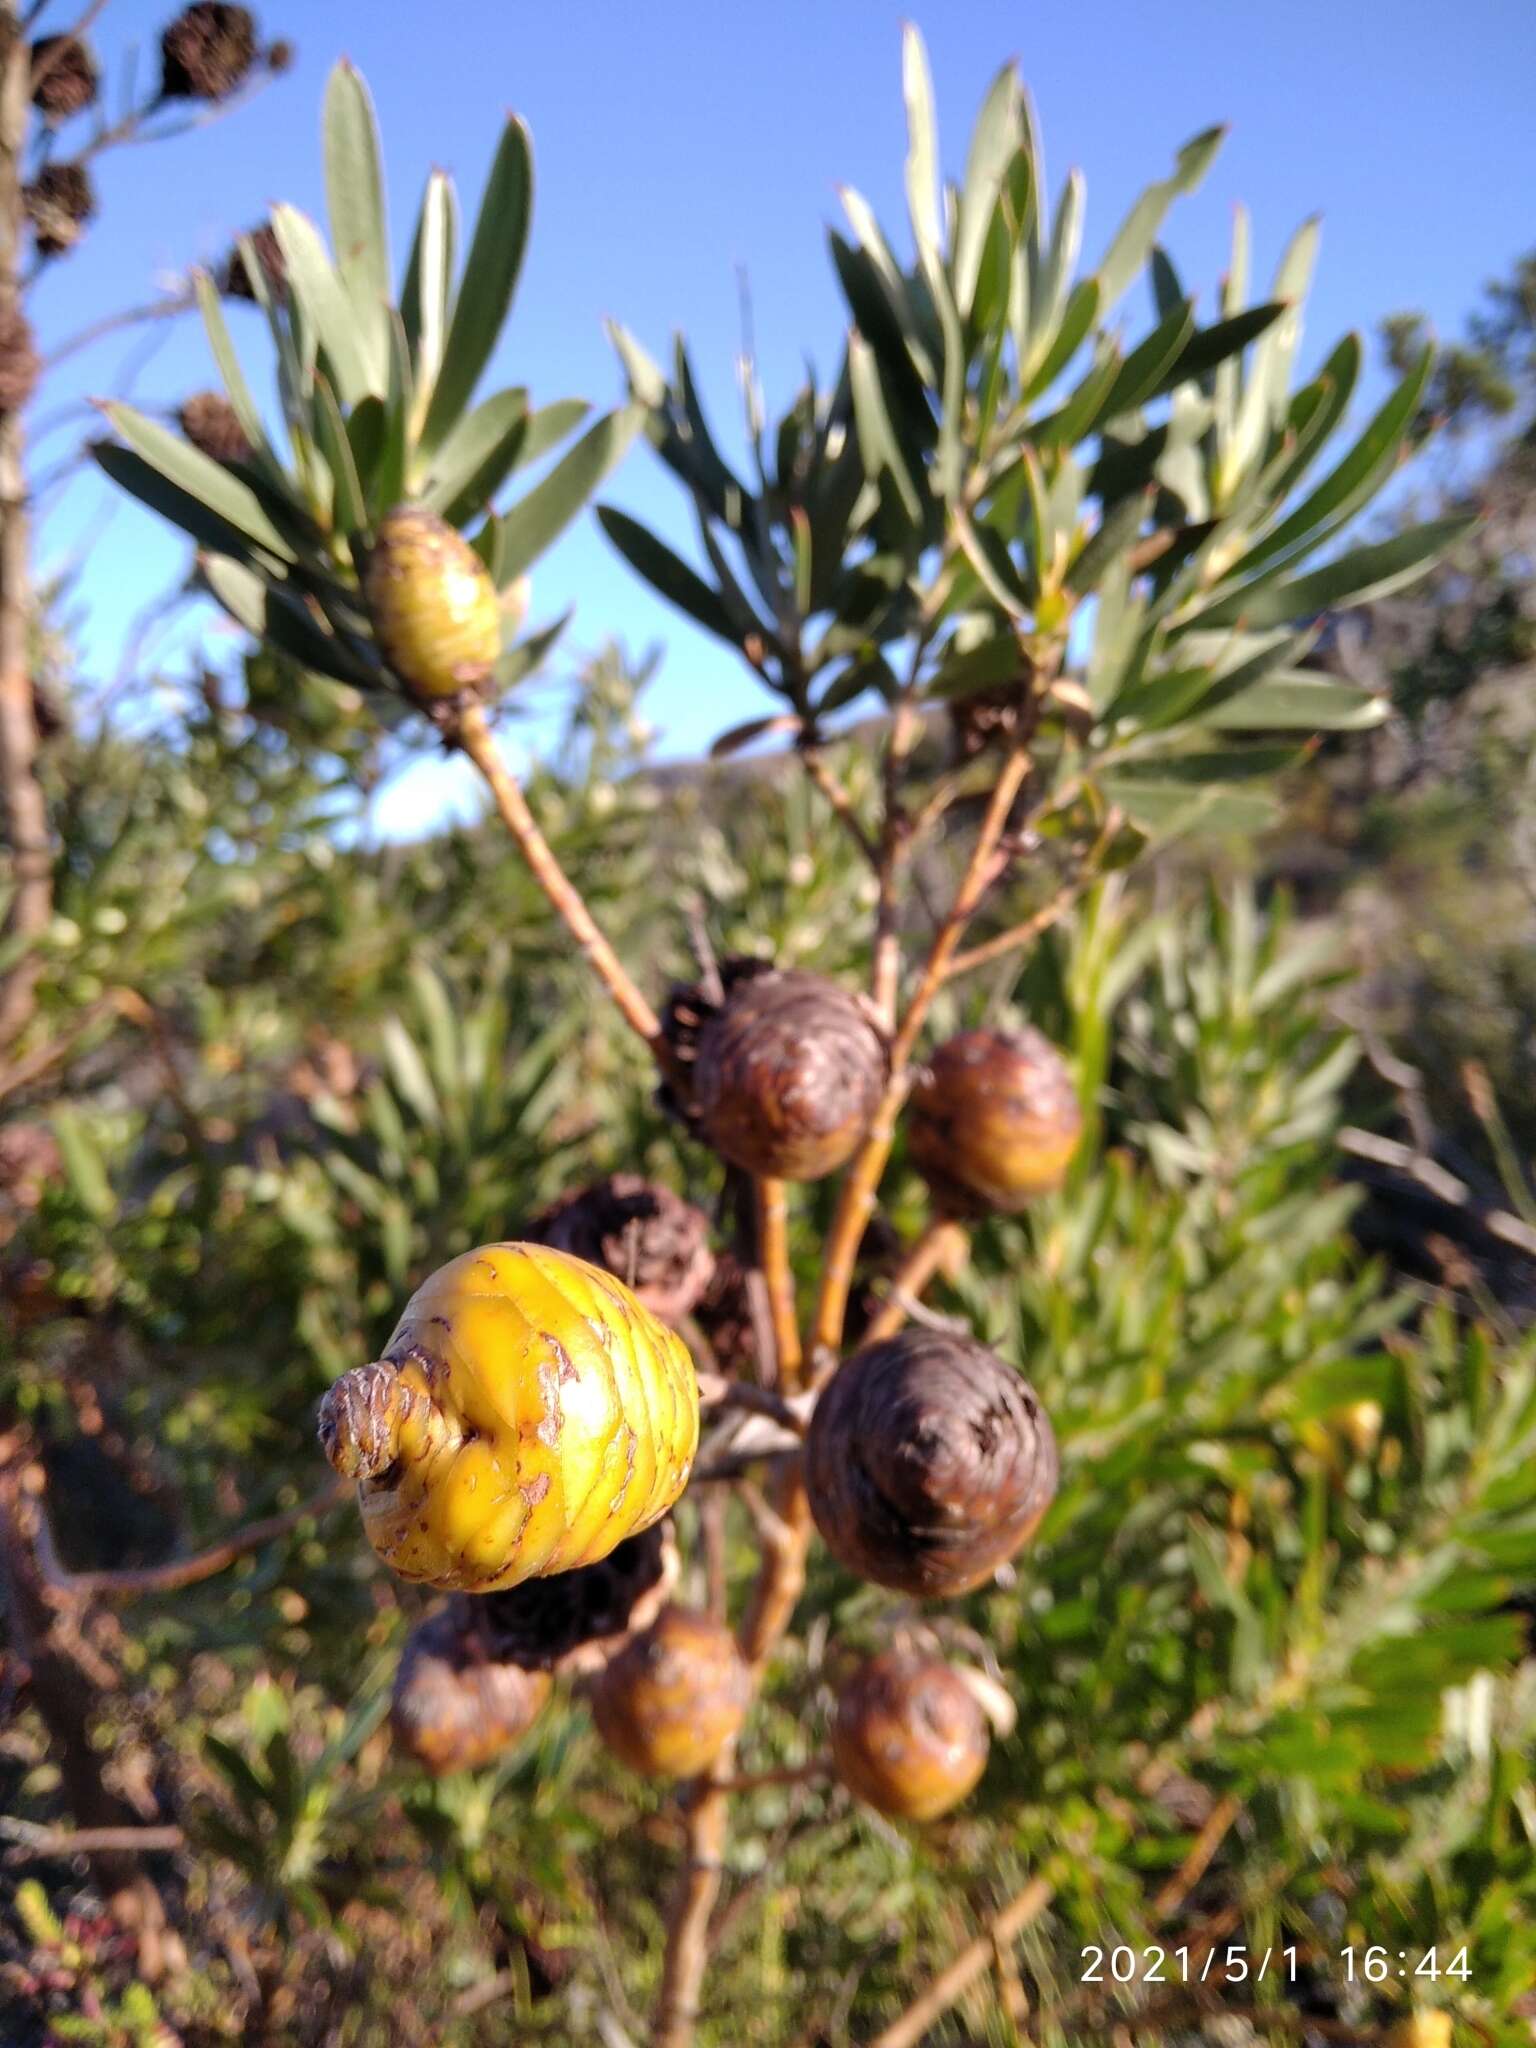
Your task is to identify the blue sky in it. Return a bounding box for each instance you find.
[31,0,1536,833]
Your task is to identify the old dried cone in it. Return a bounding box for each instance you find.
[592,1605,751,1779]
[317,1243,700,1593]
[363,504,502,703]
[668,960,887,1181]
[832,1649,990,1820]
[525,1176,715,1325]
[390,1606,552,1776]
[908,1026,1082,1216]
[804,1326,1059,1597]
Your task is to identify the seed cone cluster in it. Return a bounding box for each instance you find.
[179,392,253,467]
[317,1243,700,1593]
[592,1605,750,1779]
[159,3,258,102]
[908,1026,1081,1215]
[390,1606,551,1776]
[832,1650,990,1820]
[364,504,502,703]
[666,960,886,1182]
[805,1327,1058,1598]
[220,222,286,305]
[526,1176,715,1326]
[0,309,39,417]
[30,37,99,121]
[24,163,95,259]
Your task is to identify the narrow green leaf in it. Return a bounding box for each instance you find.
[323,60,390,376]
[1034,339,1123,448]
[421,116,533,451]
[953,509,1033,618]
[515,398,590,472]
[1229,346,1434,579]
[420,387,529,522]
[97,405,297,562]
[607,320,668,408]
[1101,299,1195,420]
[1096,125,1227,313]
[1198,672,1387,731]
[901,24,942,269]
[1066,488,1151,597]
[1022,169,1084,379]
[193,272,274,473]
[492,405,644,583]
[272,205,373,406]
[1023,275,1099,401]
[400,169,457,389]
[1187,514,1474,630]
[597,506,743,644]
[954,64,1019,314]
[1150,303,1288,403]
[848,331,922,525]
[312,374,366,536]
[50,1105,115,1219]
[829,230,931,419]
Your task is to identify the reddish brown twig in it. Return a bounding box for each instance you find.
[801,746,878,866]
[754,1176,802,1390]
[855,1216,970,1351]
[454,701,668,1064]
[870,1877,1055,2048]
[34,1479,346,1602]
[2,1822,186,1865]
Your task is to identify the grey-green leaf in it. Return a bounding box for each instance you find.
[421,116,533,452]
[598,506,743,645]
[491,405,644,584]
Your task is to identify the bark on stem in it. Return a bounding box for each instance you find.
[0,6,48,1052]
[453,701,667,1064]
[753,1175,802,1390]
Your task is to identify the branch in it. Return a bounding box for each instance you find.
[855,1217,969,1352]
[41,286,195,372]
[812,737,1034,1359]
[453,701,668,1066]
[1,1821,185,1865]
[34,1479,346,1602]
[869,1877,1055,2048]
[800,745,878,866]
[944,869,1090,981]
[753,1175,802,1390]
[651,1765,733,2048]
[1338,1126,1536,1261]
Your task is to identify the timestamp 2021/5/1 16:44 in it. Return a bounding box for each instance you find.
[1079,1943,1472,1986]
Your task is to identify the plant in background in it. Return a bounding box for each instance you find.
[20,24,1514,2048]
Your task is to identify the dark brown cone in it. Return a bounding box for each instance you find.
[525,1175,715,1325]
[220,222,287,304]
[472,1523,678,1678]
[908,1027,1082,1216]
[691,1250,761,1380]
[390,1608,550,1776]
[0,308,40,416]
[265,38,295,73]
[831,1648,989,1820]
[804,1327,1058,1598]
[178,391,252,466]
[24,163,95,259]
[159,3,258,102]
[684,965,887,1181]
[30,37,99,120]
[948,682,1028,761]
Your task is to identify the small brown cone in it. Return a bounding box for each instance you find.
[670,962,886,1181]
[390,1607,550,1776]
[475,1523,678,1678]
[525,1175,715,1325]
[159,3,258,102]
[908,1026,1081,1216]
[805,1326,1058,1598]
[24,163,95,259]
[30,37,99,121]
[592,1605,750,1779]
[220,222,287,305]
[178,392,252,467]
[832,1649,989,1820]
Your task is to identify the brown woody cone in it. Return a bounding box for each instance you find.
[690,1250,761,1380]
[525,1175,715,1325]
[473,1523,678,1678]
[390,1608,550,1776]
[831,1649,990,1820]
[220,222,287,304]
[0,308,40,416]
[159,3,258,102]
[24,163,95,259]
[668,961,886,1181]
[591,1605,750,1779]
[804,1327,1058,1598]
[178,391,252,466]
[30,37,99,120]
[908,1026,1082,1216]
